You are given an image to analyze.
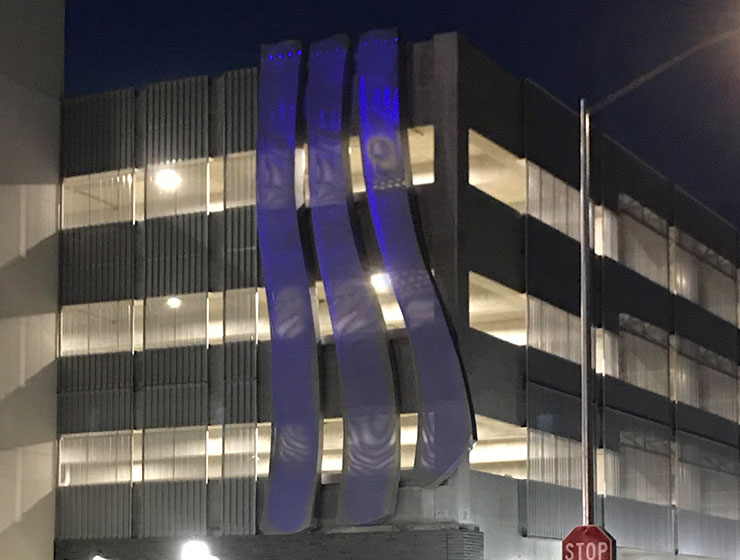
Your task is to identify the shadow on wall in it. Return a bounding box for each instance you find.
[0,494,55,558]
[0,237,59,316]
[0,359,56,448]
[0,183,58,558]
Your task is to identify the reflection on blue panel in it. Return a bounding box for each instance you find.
[306,35,400,525]
[256,41,322,534]
[356,29,474,486]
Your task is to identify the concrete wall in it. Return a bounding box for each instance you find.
[0,2,63,560]
[470,472,561,560]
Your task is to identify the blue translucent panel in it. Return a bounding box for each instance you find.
[306,35,400,524]
[256,41,322,534]
[356,29,474,486]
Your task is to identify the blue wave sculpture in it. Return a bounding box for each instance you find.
[356,29,474,486]
[257,41,322,534]
[306,34,400,524]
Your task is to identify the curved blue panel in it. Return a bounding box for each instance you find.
[306,35,400,525]
[356,29,474,486]
[256,41,322,534]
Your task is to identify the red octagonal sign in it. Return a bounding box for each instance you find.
[562,525,615,560]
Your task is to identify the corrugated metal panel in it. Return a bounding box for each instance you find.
[60,223,135,305]
[525,384,582,539]
[140,346,208,428]
[257,342,272,422]
[134,221,146,300]
[209,211,226,292]
[144,213,208,297]
[601,408,673,552]
[145,76,209,164]
[208,345,225,425]
[603,498,673,553]
[58,353,133,433]
[210,75,226,156]
[676,432,739,559]
[56,527,482,560]
[524,480,581,539]
[225,206,259,289]
[223,341,256,424]
[224,68,258,154]
[222,477,254,535]
[62,89,135,177]
[56,484,132,539]
[135,88,146,169]
[138,480,207,537]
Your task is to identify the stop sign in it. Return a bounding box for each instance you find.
[562,525,615,560]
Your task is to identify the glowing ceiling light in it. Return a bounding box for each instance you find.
[370,272,392,293]
[181,540,218,560]
[92,555,109,560]
[155,168,182,191]
[167,297,182,309]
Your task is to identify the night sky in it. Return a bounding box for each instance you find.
[66,0,740,227]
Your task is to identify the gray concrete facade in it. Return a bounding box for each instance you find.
[0,2,63,560]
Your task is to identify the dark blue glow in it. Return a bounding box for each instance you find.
[356,29,474,487]
[257,40,322,534]
[305,34,400,525]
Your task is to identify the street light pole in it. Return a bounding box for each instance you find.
[578,25,740,529]
[579,99,594,526]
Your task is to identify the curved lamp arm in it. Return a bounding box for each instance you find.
[590,26,740,114]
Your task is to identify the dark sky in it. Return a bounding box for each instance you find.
[66,0,740,227]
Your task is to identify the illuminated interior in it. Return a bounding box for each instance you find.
[468,272,526,346]
[526,161,580,240]
[146,159,210,218]
[62,126,433,229]
[407,125,435,185]
[60,300,135,356]
[60,277,408,355]
[58,413,527,486]
[208,157,225,213]
[593,205,618,258]
[468,129,526,212]
[314,276,405,339]
[62,170,136,229]
[224,150,256,207]
[143,293,208,349]
[470,416,527,478]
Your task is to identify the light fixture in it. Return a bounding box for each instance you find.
[370,272,392,293]
[92,555,109,560]
[167,297,182,309]
[181,540,218,560]
[154,168,182,191]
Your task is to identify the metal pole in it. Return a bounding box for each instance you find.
[579,99,595,526]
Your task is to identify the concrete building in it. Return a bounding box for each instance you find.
[0,2,64,560]
[37,28,740,560]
